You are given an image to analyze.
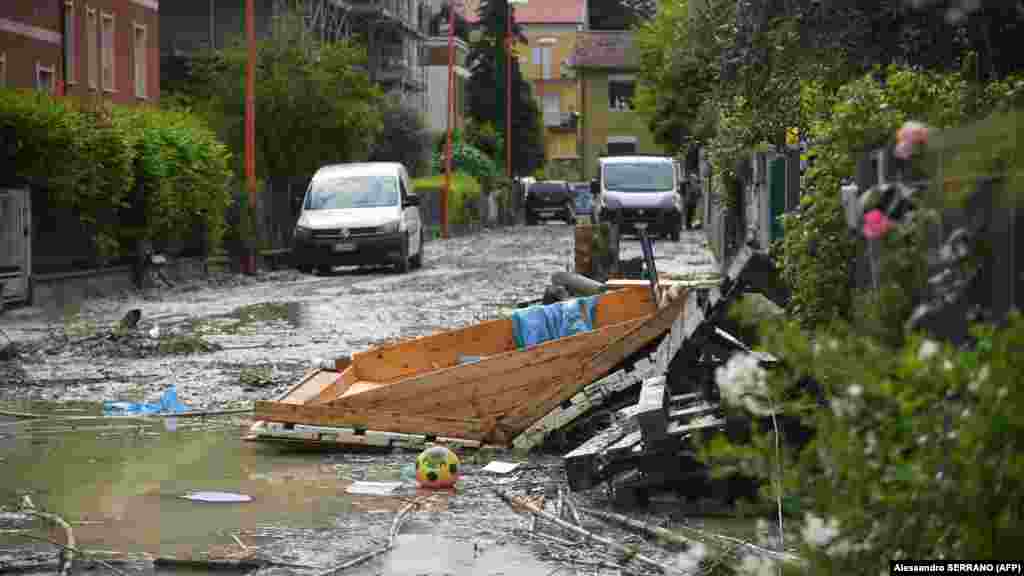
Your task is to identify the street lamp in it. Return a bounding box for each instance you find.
[506,0,528,180]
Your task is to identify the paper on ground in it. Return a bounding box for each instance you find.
[481,461,521,474]
[346,481,404,496]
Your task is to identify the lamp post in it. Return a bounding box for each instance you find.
[443,0,457,239]
[244,0,257,274]
[506,0,528,180]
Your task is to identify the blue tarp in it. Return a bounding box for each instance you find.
[102,385,190,416]
[511,296,599,350]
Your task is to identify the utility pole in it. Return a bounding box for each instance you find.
[496,0,507,177]
[244,0,257,275]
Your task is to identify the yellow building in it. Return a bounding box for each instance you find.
[512,0,586,180]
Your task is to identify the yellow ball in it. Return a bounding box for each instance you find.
[415,445,460,489]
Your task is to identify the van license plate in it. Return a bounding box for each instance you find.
[333,243,356,253]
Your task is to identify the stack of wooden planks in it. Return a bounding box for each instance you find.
[561,246,786,504]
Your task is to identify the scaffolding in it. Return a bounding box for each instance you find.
[273,0,429,114]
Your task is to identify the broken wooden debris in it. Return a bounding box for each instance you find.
[21,495,75,576]
[313,497,421,576]
[578,506,693,550]
[635,376,668,445]
[495,490,676,574]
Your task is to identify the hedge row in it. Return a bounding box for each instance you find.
[0,89,233,260]
[412,172,482,226]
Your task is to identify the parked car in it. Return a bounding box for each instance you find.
[591,155,683,241]
[291,162,424,274]
[525,180,576,225]
[570,181,594,218]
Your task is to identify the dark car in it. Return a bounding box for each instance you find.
[570,181,594,217]
[525,180,576,225]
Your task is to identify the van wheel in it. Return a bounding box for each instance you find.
[525,210,538,226]
[396,234,411,274]
[297,265,314,274]
[410,229,424,269]
[316,265,333,275]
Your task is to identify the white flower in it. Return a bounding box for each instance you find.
[998,386,1008,399]
[802,514,840,547]
[828,338,839,351]
[715,353,773,416]
[918,339,940,361]
[739,553,777,576]
[831,397,856,418]
[968,365,990,393]
[675,542,707,572]
[943,360,954,371]
[848,384,863,398]
[865,431,878,455]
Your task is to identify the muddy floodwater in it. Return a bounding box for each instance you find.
[0,402,565,575]
[0,227,743,574]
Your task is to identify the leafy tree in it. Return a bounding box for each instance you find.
[175,9,384,180]
[369,96,432,177]
[466,0,544,177]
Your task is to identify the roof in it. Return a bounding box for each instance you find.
[462,0,584,25]
[515,0,585,24]
[569,31,638,70]
[314,162,405,180]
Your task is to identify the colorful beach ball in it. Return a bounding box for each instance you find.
[415,445,460,489]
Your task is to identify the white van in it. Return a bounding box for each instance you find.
[292,162,424,274]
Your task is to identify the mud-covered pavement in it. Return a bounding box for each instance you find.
[0,225,718,408]
[0,225,728,575]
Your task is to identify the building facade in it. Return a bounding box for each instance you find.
[570,30,664,180]
[160,0,428,117]
[514,0,585,178]
[1,0,160,104]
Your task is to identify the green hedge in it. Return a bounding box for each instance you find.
[0,89,232,260]
[412,172,482,226]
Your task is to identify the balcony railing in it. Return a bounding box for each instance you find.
[544,111,579,129]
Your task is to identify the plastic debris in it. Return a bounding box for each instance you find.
[481,461,521,475]
[102,385,190,416]
[346,481,403,496]
[181,491,252,503]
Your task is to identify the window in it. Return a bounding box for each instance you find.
[608,75,635,111]
[543,92,560,127]
[606,137,639,157]
[100,11,114,91]
[0,53,6,88]
[64,1,76,84]
[133,23,146,98]
[36,62,56,94]
[86,7,97,89]
[532,45,552,79]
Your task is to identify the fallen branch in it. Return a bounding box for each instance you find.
[495,490,678,574]
[8,524,130,576]
[579,506,693,549]
[314,497,421,576]
[562,491,583,528]
[520,529,645,576]
[20,496,75,576]
[0,410,47,420]
[152,557,316,571]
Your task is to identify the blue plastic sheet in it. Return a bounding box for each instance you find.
[511,296,598,350]
[102,385,190,416]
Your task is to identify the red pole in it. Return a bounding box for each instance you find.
[443,0,455,239]
[505,4,512,180]
[244,0,257,274]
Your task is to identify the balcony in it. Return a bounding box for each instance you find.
[544,111,579,130]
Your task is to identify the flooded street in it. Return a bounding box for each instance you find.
[0,226,730,574]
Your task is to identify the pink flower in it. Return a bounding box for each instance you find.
[894,121,930,159]
[862,209,892,239]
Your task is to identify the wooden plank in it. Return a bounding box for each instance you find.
[353,317,516,382]
[669,402,719,421]
[605,429,643,456]
[593,285,656,327]
[253,400,486,441]
[580,294,684,387]
[280,370,342,405]
[564,411,641,491]
[635,376,668,445]
[331,315,648,417]
[667,416,726,436]
[311,365,359,404]
[247,421,484,450]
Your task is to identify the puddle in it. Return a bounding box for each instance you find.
[347,534,555,576]
[0,401,403,561]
